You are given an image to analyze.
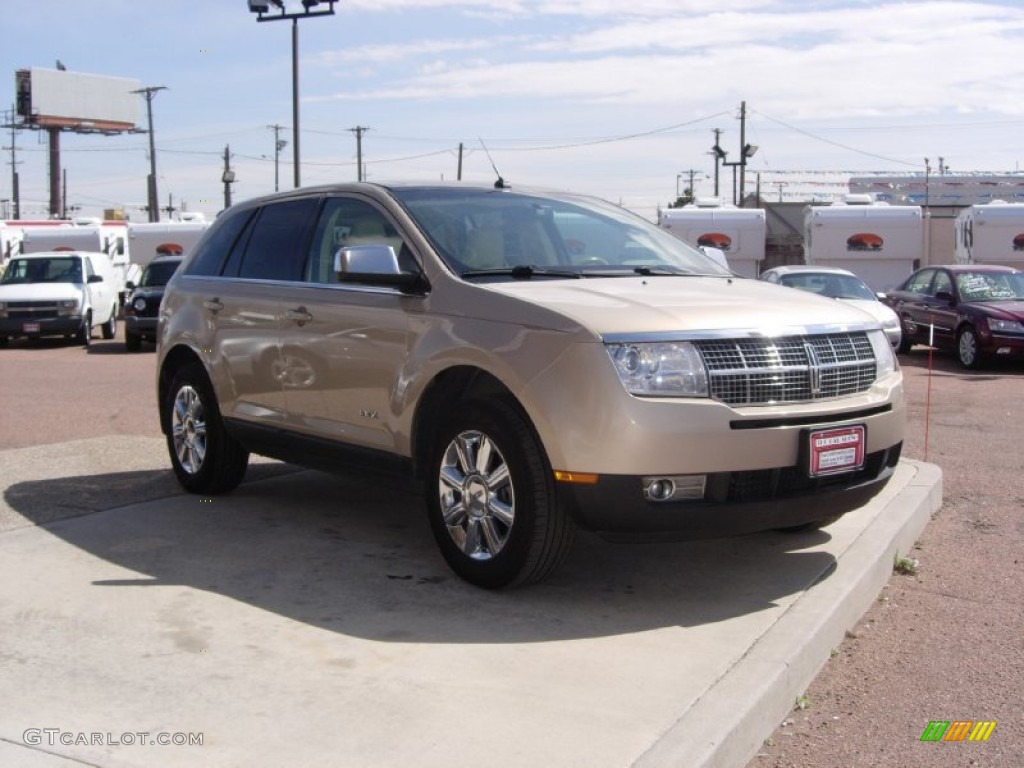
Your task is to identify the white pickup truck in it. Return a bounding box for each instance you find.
[0,250,121,347]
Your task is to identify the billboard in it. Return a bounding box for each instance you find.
[15,67,139,131]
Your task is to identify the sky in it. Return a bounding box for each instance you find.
[2,0,1024,223]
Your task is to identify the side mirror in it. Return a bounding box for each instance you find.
[87,274,104,284]
[125,280,136,291]
[935,290,955,305]
[333,245,423,292]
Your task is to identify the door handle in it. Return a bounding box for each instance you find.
[285,307,313,326]
[203,298,224,313]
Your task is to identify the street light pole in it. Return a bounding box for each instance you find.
[250,1,337,190]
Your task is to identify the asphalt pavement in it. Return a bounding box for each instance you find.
[0,336,941,767]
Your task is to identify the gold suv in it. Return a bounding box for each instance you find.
[157,183,905,588]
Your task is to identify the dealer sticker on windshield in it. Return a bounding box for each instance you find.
[804,425,866,477]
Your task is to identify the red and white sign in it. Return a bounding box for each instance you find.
[807,425,865,476]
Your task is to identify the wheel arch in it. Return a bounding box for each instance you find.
[410,365,545,480]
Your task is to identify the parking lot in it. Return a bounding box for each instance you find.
[2,330,1019,767]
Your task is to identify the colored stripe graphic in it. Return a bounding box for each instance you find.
[920,720,996,742]
[968,722,997,742]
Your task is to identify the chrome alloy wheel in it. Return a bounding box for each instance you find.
[437,429,515,561]
[171,384,207,474]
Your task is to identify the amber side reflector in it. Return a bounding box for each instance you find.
[553,470,599,485]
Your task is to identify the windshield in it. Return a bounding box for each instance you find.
[780,272,876,301]
[956,271,1024,301]
[390,187,732,279]
[140,259,182,288]
[0,257,82,285]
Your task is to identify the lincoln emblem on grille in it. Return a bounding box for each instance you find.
[804,342,823,395]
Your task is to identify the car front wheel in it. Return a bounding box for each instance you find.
[426,399,575,589]
[164,362,249,494]
[76,311,92,347]
[101,305,117,339]
[957,326,982,369]
[897,316,914,354]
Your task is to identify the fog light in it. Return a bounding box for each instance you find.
[642,475,706,502]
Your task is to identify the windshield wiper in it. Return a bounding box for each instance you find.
[632,265,693,276]
[461,265,582,279]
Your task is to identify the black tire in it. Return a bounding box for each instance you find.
[125,332,142,352]
[896,316,913,354]
[76,311,92,347]
[101,306,117,340]
[0,336,8,348]
[163,362,249,494]
[426,398,575,589]
[957,325,982,369]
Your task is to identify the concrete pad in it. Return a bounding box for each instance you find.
[0,437,940,767]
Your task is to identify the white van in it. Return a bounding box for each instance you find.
[0,250,121,347]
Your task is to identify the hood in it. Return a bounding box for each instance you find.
[965,300,1024,321]
[481,276,881,336]
[0,282,83,302]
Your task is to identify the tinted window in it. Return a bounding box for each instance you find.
[141,259,184,287]
[186,206,256,277]
[236,198,319,281]
[932,270,953,296]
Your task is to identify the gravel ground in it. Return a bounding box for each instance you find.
[748,349,1024,768]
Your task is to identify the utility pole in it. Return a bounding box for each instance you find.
[132,85,168,222]
[222,145,236,210]
[457,142,463,181]
[738,101,748,206]
[349,126,369,181]
[4,108,21,219]
[268,124,287,192]
[711,128,724,198]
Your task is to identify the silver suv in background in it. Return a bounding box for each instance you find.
[157,183,905,588]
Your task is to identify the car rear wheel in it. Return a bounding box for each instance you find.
[957,326,982,369]
[100,305,117,340]
[426,399,575,589]
[164,362,249,494]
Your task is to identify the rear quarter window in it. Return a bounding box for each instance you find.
[185,207,256,277]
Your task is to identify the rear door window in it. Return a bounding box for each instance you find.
[235,199,320,281]
[186,207,256,277]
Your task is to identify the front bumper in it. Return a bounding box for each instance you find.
[559,441,902,537]
[124,315,159,338]
[0,316,83,338]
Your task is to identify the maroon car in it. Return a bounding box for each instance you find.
[882,264,1024,368]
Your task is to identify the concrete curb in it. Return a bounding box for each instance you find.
[632,459,942,768]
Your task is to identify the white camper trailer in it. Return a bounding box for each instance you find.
[659,199,766,278]
[954,200,1024,267]
[21,220,133,300]
[803,197,923,292]
[126,218,209,267]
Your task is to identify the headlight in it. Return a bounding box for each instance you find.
[988,318,1024,334]
[606,341,709,396]
[57,299,79,317]
[133,297,147,312]
[868,329,897,377]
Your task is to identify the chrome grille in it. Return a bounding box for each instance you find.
[6,301,60,320]
[695,333,877,405]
